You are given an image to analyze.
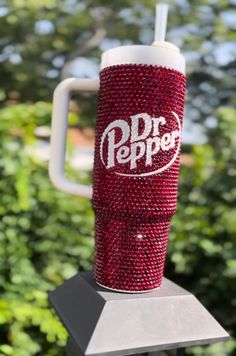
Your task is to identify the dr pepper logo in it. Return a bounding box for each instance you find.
[100,112,181,177]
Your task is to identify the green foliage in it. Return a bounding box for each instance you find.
[0,0,234,127]
[167,106,236,355]
[0,103,94,355]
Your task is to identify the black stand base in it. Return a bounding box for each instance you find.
[49,272,229,356]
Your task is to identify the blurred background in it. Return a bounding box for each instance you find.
[0,0,235,355]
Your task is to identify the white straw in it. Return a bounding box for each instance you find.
[154,3,169,42]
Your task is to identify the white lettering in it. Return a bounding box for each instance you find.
[170,130,179,148]
[161,133,172,151]
[130,113,152,143]
[146,137,161,165]
[152,116,166,136]
[100,120,130,168]
[117,146,130,164]
[100,112,181,176]
[130,141,146,169]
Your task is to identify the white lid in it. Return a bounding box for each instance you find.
[101,3,185,74]
[101,43,185,74]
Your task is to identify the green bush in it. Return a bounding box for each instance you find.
[0,103,235,355]
[0,103,94,355]
[167,107,236,355]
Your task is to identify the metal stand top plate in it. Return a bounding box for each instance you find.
[49,272,229,356]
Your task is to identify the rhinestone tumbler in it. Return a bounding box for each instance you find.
[49,4,186,292]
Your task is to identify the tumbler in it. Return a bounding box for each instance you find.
[49,4,186,292]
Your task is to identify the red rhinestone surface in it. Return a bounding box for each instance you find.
[92,64,186,292]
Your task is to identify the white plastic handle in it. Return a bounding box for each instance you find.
[49,78,99,198]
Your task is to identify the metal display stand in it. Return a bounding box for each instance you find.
[49,272,229,356]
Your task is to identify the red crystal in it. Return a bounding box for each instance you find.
[92,64,186,292]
